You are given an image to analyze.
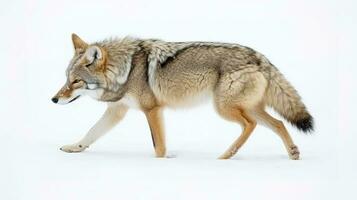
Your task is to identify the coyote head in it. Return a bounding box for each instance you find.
[52,34,133,104]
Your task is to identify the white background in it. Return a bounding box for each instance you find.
[1,0,356,199]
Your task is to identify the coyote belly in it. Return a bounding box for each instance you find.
[52,34,314,160]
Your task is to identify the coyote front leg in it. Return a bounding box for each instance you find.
[145,107,166,157]
[60,104,128,153]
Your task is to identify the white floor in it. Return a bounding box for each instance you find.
[3,102,352,200]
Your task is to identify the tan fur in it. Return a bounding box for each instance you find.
[52,34,314,160]
[254,107,300,160]
[72,33,88,52]
[217,106,257,159]
[145,107,166,157]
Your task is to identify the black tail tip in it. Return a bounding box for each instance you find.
[294,115,314,133]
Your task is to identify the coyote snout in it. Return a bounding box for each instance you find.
[52,83,82,105]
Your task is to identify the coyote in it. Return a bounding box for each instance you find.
[52,34,313,160]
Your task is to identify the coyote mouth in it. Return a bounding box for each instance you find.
[69,95,81,103]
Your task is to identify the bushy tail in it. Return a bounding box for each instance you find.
[264,66,314,133]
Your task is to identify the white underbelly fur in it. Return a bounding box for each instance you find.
[119,93,141,109]
[108,93,141,109]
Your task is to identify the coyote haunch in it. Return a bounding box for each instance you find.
[52,34,313,160]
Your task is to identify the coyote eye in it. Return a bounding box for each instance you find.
[72,79,81,84]
[85,63,91,67]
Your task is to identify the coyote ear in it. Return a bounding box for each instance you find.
[85,46,103,64]
[72,33,88,51]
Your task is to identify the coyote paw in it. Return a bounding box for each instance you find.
[155,147,167,158]
[288,145,300,160]
[60,143,88,153]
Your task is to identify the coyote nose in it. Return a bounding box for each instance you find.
[52,97,58,103]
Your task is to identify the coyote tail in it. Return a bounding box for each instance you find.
[264,65,314,133]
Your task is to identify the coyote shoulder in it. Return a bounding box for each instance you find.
[52,34,313,160]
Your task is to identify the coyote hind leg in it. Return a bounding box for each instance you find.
[217,107,257,159]
[255,108,300,160]
[214,69,265,159]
